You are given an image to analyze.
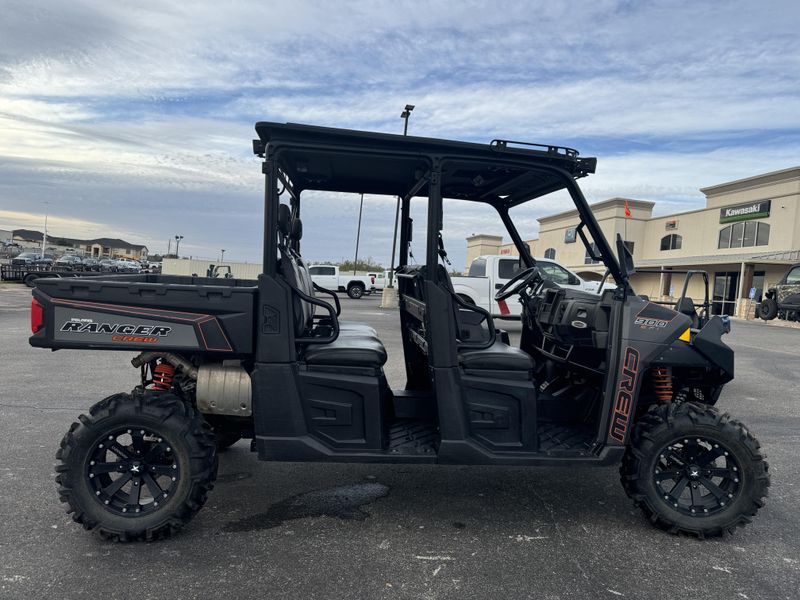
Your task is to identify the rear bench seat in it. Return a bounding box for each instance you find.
[338,322,378,337]
[303,335,387,367]
[277,205,386,368]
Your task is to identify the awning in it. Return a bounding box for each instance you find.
[637,249,800,267]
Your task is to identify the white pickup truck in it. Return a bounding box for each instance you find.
[308,265,375,299]
[367,269,393,291]
[451,255,608,317]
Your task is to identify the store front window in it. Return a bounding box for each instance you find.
[718,221,769,249]
[713,272,739,316]
[660,234,682,251]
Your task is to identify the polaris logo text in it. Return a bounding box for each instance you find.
[60,321,172,337]
[609,347,640,443]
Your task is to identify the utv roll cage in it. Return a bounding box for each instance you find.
[637,268,712,327]
[247,122,636,463]
[599,267,712,328]
[252,122,625,287]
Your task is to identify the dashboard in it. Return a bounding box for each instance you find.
[529,284,614,350]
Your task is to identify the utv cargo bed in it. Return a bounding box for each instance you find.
[30,274,257,354]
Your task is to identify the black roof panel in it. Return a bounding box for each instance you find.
[254,122,596,204]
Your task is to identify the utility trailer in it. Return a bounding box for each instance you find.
[30,123,769,541]
[2,264,101,286]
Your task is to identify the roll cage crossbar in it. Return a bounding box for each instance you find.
[638,268,712,323]
[254,122,625,286]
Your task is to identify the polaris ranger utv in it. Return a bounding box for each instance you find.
[30,123,769,540]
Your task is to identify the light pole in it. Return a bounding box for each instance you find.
[353,193,364,275]
[380,104,415,309]
[401,104,414,136]
[382,105,414,305]
[41,211,49,259]
[220,249,225,262]
[175,235,183,257]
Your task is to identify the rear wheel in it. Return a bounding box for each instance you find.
[23,273,38,287]
[55,390,217,541]
[759,298,778,320]
[347,283,365,299]
[621,402,769,537]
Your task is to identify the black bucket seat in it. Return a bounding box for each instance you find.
[276,204,386,368]
[675,296,701,329]
[436,264,534,373]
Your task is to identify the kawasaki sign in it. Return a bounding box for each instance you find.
[719,200,771,224]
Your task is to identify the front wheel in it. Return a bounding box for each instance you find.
[621,402,769,537]
[759,298,778,320]
[347,283,365,299]
[55,390,218,541]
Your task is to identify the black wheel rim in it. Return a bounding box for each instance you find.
[654,436,742,517]
[87,427,180,516]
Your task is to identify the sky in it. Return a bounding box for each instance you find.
[1,0,799,270]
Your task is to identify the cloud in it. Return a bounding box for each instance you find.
[0,209,105,236]
[0,0,798,272]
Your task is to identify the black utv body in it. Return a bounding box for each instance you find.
[30,123,769,540]
[758,263,800,321]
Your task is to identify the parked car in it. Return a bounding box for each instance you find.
[11,252,54,267]
[114,259,141,273]
[0,242,22,258]
[308,265,375,298]
[451,255,610,317]
[99,259,119,272]
[54,254,85,269]
[141,260,161,273]
[81,258,101,271]
[758,263,800,320]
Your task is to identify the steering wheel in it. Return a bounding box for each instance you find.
[494,266,542,301]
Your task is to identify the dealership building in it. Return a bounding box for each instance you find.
[466,166,800,317]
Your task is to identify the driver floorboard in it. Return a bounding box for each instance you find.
[538,423,594,453]
[388,419,438,455]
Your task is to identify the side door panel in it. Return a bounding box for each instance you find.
[602,297,692,446]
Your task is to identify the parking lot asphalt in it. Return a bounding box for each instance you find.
[1,283,799,600]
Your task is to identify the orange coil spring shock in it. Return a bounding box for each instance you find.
[651,367,673,402]
[151,362,175,391]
